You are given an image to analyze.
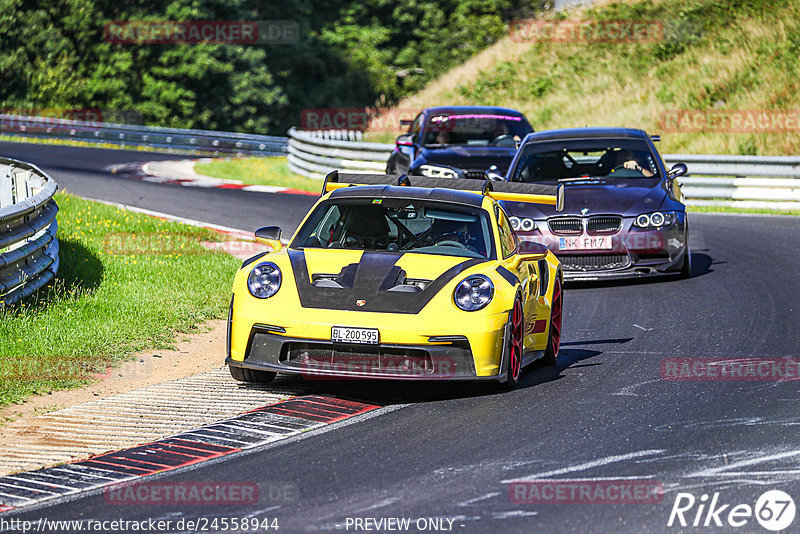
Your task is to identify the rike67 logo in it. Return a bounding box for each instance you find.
[668,490,795,531]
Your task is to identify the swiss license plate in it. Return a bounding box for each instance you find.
[331,326,379,344]
[559,235,613,250]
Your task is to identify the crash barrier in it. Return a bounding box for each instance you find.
[287,127,393,177]
[0,157,59,306]
[288,129,800,209]
[662,155,800,209]
[0,114,287,155]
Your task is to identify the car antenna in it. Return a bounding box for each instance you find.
[481,179,493,196]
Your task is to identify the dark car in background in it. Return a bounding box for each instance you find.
[386,106,534,179]
[499,127,690,281]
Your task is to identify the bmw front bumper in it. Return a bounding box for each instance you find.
[516,213,688,282]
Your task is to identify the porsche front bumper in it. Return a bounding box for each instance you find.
[227,326,508,381]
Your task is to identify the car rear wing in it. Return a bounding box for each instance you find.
[322,171,564,211]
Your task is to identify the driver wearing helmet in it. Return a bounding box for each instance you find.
[429,219,485,256]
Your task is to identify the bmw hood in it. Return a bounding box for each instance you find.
[283,248,486,314]
[415,146,517,173]
[503,178,667,219]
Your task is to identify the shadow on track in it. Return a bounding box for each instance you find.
[242,341,614,406]
[564,251,713,290]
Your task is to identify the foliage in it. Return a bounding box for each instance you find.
[0,0,545,135]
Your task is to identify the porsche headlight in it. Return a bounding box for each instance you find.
[419,164,458,178]
[633,211,676,228]
[510,216,536,232]
[454,275,494,311]
[248,262,281,299]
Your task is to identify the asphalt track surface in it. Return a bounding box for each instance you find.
[3,141,800,533]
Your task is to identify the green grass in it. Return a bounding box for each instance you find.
[194,157,322,193]
[0,193,240,409]
[390,0,800,155]
[688,205,800,216]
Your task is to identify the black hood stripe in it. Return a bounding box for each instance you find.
[287,249,485,314]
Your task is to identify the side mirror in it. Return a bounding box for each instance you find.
[485,165,505,182]
[668,162,688,179]
[395,134,415,147]
[399,119,413,127]
[254,226,282,252]
[512,242,550,266]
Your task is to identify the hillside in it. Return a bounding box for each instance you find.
[0,0,542,135]
[377,0,800,155]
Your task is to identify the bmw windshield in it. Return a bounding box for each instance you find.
[510,138,661,182]
[422,113,533,148]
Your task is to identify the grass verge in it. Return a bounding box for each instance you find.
[687,205,800,216]
[0,192,240,409]
[194,156,321,192]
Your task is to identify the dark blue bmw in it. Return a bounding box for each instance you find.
[386,106,534,179]
[498,127,691,281]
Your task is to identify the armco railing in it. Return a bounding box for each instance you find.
[663,155,800,208]
[287,127,392,177]
[0,158,59,306]
[288,128,800,209]
[0,114,288,156]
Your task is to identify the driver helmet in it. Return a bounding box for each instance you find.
[430,219,469,244]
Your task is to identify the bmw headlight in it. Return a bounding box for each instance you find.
[510,216,536,232]
[248,262,281,299]
[633,211,676,228]
[419,164,458,178]
[454,275,494,311]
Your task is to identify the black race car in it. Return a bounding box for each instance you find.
[499,127,691,281]
[386,106,534,180]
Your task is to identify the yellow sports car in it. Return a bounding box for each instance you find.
[226,172,564,388]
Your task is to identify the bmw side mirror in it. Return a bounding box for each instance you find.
[668,162,688,180]
[255,226,282,252]
[395,134,415,147]
[485,165,505,182]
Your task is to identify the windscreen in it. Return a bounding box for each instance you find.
[422,113,532,147]
[510,138,660,182]
[292,198,496,260]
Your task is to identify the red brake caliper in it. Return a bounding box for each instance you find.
[551,280,562,356]
[511,301,522,379]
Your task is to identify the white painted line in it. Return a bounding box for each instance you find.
[688,449,800,477]
[73,196,253,237]
[502,449,665,482]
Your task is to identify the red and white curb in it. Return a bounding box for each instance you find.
[0,395,379,512]
[110,159,317,196]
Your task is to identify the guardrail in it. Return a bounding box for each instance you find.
[0,114,288,156]
[0,158,59,306]
[288,129,800,209]
[287,127,392,177]
[663,155,800,209]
